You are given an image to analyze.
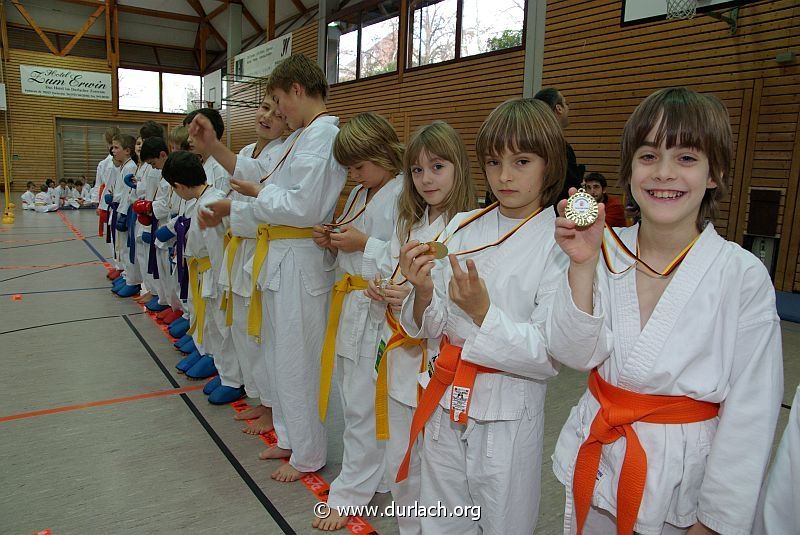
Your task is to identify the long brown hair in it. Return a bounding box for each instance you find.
[397,121,477,240]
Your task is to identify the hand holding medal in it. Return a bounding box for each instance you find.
[555,187,606,266]
[399,240,437,297]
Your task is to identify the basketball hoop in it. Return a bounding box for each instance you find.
[190,99,217,110]
[666,0,698,20]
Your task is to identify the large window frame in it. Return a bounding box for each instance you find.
[117,67,203,115]
[325,0,527,86]
[405,0,527,73]
[326,0,401,86]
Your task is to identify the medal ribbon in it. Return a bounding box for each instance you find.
[601,225,700,277]
[327,185,367,228]
[259,111,328,183]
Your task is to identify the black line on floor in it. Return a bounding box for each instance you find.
[0,238,77,249]
[121,315,296,534]
[0,260,103,283]
[0,313,143,336]
[0,286,108,297]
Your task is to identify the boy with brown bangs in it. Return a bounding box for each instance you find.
[550,87,782,534]
[195,53,347,482]
[397,98,568,534]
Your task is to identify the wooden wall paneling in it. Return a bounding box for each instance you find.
[779,111,800,290]
[6,49,184,190]
[728,86,754,241]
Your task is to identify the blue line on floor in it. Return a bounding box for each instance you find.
[0,286,108,297]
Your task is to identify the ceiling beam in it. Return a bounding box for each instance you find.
[104,0,111,65]
[7,22,201,53]
[185,0,227,48]
[241,4,263,35]
[268,0,275,40]
[206,3,227,22]
[56,0,202,23]
[9,0,60,55]
[60,4,105,56]
[1,1,10,61]
[290,0,308,15]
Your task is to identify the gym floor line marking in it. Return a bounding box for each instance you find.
[0,385,205,424]
[121,315,295,534]
[0,312,144,336]
[57,211,106,261]
[0,262,105,270]
[135,297,381,534]
[0,286,108,297]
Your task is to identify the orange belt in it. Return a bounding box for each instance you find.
[573,369,720,535]
[396,337,498,482]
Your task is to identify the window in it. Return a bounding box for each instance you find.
[326,0,400,84]
[460,0,524,57]
[162,73,202,114]
[409,0,525,70]
[118,68,159,112]
[118,68,203,114]
[410,0,457,68]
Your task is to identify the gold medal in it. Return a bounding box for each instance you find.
[565,188,599,227]
[426,241,449,259]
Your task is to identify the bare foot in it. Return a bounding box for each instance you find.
[312,509,350,531]
[259,446,291,460]
[134,292,153,303]
[243,411,274,435]
[234,404,268,421]
[271,463,306,482]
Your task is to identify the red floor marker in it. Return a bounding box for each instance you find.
[32,529,51,534]
[11,294,22,301]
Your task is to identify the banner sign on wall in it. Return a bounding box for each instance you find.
[233,33,292,80]
[20,65,112,101]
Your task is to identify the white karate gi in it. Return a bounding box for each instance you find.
[399,207,566,535]
[80,184,93,206]
[229,115,347,473]
[325,177,402,510]
[152,179,180,310]
[132,163,159,295]
[216,139,282,397]
[112,159,140,284]
[204,155,231,194]
[155,197,196,318]
[21,190,35,210]
[753,384,800,535]
[371,207,446,535]
[547,224,783,535]
[33,191,58,213]
[96,153,114,211]
[184,187,229,367]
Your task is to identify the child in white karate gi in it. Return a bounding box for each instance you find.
[311,112,405,531]
[21,182,35,210]
[398,99,569,534]
[195,53,347,483]
[364,121,477,535]
[548,87,783,535]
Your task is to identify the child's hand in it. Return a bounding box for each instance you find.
[188,114,218,156]
[366,278,384,302]
[197,199,230,229]
[383,283,412,313]
[312,225,333,250]
[555,187,606,266]
[399,241,435,297]
[329,225,368,253]
[447,255,490,326]
[230,178,262,198]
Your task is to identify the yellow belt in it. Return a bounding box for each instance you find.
[248,224,315,341]
[186,256,212,345]
[319,273,369,421]
[374,308,427,440]
[220,233,245,326]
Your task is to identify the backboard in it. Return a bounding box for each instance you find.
[621,0,759,25]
